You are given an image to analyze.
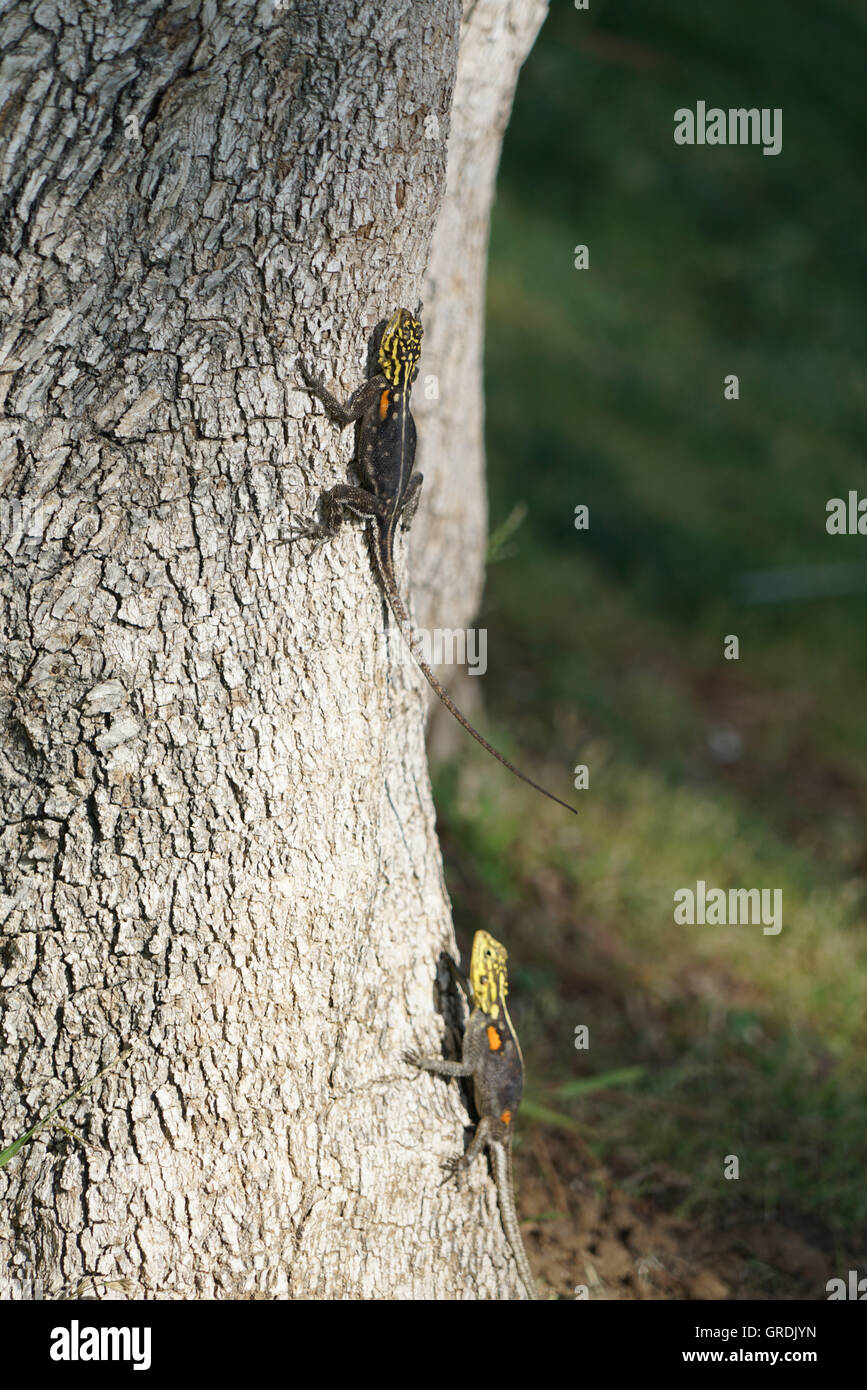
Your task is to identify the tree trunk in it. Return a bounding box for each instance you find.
[415,0,549,754]
[0,0,548,1300]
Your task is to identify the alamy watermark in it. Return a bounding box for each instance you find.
[826,1270,867,1299]
[674,103,782,156]
[826,491,867,535]
[674,880,782,935]
[1,496,45,553]
[50,1319,151,1370]
[397,621,487,675]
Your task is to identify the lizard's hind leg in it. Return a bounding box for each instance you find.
[398,472,424,528]
[323,483,388,529]
[288,482,387,545]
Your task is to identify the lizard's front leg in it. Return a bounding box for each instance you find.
[298,360,385,427]
[403,1049,473,1079]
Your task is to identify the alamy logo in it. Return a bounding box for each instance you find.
[1,496,44,552]
[399,622,487,675]
[50,1319,151,1370]
[826,1270,867,1300]
[826,491,867,535]
[674,880,782,935]
[674,103,782,156]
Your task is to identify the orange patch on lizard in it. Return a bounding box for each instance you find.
[486,1025,502,1052]
[500,1110,512,1126]
[378,388,390,420]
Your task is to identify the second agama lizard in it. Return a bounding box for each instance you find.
[405,929,537,1301]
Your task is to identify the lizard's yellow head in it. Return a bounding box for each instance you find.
[378,307,423,387]
[470,930,509,1020]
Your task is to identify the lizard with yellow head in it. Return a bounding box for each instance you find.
[405,929,535,1299]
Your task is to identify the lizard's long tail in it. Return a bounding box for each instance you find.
[375,557,577,815]
[491,1140,537,1300]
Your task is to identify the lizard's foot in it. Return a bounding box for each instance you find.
[441,1154,467,1182]
[284,486,345,545]
[296,359,326,394]
[402,1049,422,1069]
[296,360,358,425]
[283,515,332,547]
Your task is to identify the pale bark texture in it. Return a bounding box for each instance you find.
[414,0,549,754]
[0,0,548,1299]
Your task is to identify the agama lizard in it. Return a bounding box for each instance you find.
[405,929,537,1300]
[298,307,576,814]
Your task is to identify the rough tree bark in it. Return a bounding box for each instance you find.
[0,0,548,1299]
[415,0,548,751]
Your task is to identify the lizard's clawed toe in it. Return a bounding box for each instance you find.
[441,1155,464,1181]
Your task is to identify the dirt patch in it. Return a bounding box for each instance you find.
[517,1128,842,1301]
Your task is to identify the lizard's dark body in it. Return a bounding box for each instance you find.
[406,930,536,1300]
[298,307,576,815]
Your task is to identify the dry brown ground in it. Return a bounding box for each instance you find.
[517,1129,846,1301]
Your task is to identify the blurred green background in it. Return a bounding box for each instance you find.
[434,0,867,1292]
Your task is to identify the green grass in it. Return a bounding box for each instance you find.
[433,0,867,1242]
[0,1047,133,1169]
